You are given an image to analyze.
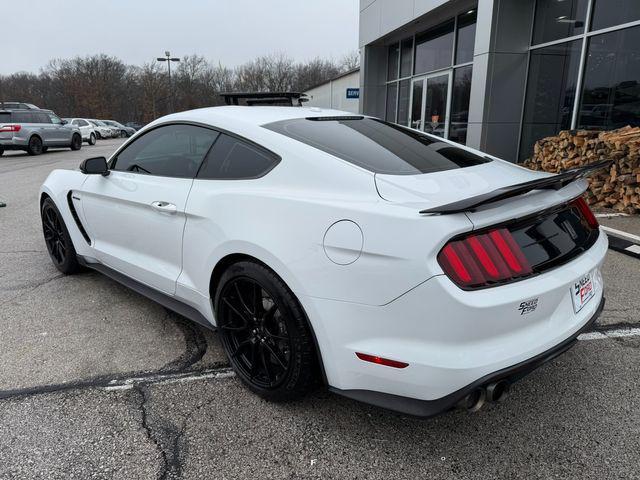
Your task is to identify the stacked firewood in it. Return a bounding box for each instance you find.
[523,126,640,213]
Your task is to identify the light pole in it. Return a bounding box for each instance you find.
[157,51,180,112]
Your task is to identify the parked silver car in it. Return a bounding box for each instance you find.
[101,119,135,137]
[0,109,82,156]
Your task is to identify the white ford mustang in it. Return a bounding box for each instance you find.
[40,106,608,417]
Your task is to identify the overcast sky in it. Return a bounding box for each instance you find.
[3,0,359,75]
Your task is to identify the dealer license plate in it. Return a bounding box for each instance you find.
[571,271,596,314]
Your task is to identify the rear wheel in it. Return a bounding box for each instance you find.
[41,198,80,274]
[215,261,317,400]
[95,131,101,140]
[0,146,5,156]
[70,134,82,151]
[88,133,96,145]
[27,136,43,155]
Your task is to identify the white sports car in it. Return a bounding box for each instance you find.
[40,106,608,417]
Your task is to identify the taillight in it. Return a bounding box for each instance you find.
[572,197,599,229]
[438,228,532,290]
[0,124,21,133]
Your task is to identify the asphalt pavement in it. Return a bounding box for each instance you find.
[0,139,639,479]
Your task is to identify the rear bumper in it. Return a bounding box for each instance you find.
[0,138,27,149]
[331,296,604,417]
[301,229,608,415]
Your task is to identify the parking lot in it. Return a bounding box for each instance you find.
[1,139,639,479]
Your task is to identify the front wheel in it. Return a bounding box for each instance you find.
[215,261,318,401]
[0,146,4,156]
[27,136,43,155]
[70,134,82,151]
[41,198,80,274]
[95,131,101,140]
[88,133,96,145]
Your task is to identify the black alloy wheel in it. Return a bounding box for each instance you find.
[41,198,80,274]
[70,134,82,150]
[27,136,43,155]
[216,261,317,399]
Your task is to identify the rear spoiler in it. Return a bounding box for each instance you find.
[419,160,612,215]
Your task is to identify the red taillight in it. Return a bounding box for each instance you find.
[438,228,532,290]
[0,124,21,133]
[572,197,599,229]
[355,352,409,369]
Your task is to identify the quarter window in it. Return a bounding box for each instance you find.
[197,134,279,180]
[112,124,219,178]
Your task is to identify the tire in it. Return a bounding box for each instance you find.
[41,198,81,275]
[120,130,127,138]
[27,136,43,156]
[88,133,96,145]
[0,146,4,156]
[70,134,82,151]
[215,261,318,401]
[95,131,101,140]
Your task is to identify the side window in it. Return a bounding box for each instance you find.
[197,134,279,180]
[39,113,52,124]
[72,119,80,126]
[112,124,219,178]
[78,119,89,127]
[12,112,32,123]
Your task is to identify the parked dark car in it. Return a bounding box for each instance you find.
[125,122,144,131]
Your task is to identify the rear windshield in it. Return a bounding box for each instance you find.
[263,117,490,175]
[0,112,11,123]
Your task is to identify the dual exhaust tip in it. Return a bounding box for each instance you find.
[457,380,510,412]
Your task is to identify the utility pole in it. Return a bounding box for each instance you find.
[157,51,180,112]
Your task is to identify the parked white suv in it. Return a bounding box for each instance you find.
[64,119,97,145]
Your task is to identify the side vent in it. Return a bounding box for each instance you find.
[66,191,91,245]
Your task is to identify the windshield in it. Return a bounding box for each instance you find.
[263,117,490,175]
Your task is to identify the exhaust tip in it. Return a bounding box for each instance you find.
[486,380,510,403]
[457,388,486,412]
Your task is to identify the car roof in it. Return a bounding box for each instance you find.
[157,106,361,129]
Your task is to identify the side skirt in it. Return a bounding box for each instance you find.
[78,257,215,331]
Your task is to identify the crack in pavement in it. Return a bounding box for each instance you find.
[158,310,209,373]
[135,385,176,480]
[0,273,64,305]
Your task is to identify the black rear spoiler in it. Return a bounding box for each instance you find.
[419,160,612,215]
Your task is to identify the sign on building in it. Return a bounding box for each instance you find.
[346,88,360,99]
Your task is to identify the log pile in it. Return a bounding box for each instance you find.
[523,126,640,213]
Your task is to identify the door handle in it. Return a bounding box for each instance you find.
[150,201,177,214]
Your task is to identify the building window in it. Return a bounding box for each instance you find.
[386,83,398,122]
[578,25,640,130]
[590,0,640,31]
[519,0,640,160]
[400,38,413,78]
[520,40,582,161]
[532,0,588,45]
[387,44,399,81]
[414,20,455,75]
[397,79,411,126]
[456,10,477,64]
[449,65,473,144]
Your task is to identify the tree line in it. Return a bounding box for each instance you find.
[0,52,359,124]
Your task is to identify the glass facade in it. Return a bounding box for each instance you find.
[450,65,473,144]
[521,41,582,160]
[579,26,640,130]
[414,21,455,75]
[532,0,588,45]
[385,9,476,144]
[519,0,640,160]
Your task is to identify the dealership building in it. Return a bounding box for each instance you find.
[358,0,640,162]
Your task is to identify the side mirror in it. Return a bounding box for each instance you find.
[61,119,68,125]
[80,157,110,176]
